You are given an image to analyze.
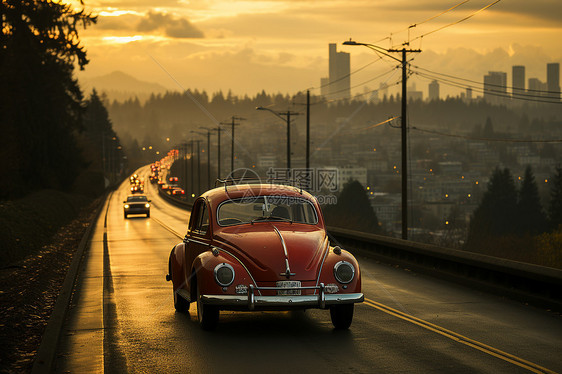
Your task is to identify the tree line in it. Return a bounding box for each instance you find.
[0,0,123,199]
[466,165,562,268]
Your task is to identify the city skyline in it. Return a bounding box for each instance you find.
[73,0,562,98]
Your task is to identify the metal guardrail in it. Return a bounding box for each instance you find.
[328,226,562,312]
[159,189,562,312]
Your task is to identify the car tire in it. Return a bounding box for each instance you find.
[173,289,189,312]
[330,304,354,329]
[146,212,150,218]
[124,213,127,219]
[196,282,219,331]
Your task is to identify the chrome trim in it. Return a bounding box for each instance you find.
[314,239,330,294]
[201,292,364,309]
[214,263,235,287]
[272,226,288,257]
[273,225,296,278]
[186,237,210,247]
[334,261,355,284]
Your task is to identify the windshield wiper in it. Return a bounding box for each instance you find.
[251,216,293,224]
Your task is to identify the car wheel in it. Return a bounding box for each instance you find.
[196,282,219,331]
[330,304,354,329]
[124,213,127,219]
[146,212,150,218]
[173,289,189,312]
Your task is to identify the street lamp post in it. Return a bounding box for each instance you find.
[343,40,421,240]
[256,107,300,169]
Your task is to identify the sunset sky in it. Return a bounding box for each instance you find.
[74,0,562,98]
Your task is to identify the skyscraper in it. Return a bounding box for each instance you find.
[547,63,560,101]
[512,65,525,98]
[328,43,350,100]
[428,80,439,101]
[483,71,507,105]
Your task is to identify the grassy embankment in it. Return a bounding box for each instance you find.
[0,190,94,266]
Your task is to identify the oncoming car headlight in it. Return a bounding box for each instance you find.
[214,263,235,287]
[145,203,150,208]
[333,261,355,284]
[124,204,130,209]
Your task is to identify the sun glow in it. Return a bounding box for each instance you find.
[102,35,143,44]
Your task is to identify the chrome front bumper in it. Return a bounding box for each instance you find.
[201,284,364,310]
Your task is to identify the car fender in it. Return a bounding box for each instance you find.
[169,243,187,291]
[191,249,256,296]
[316,247,361,293]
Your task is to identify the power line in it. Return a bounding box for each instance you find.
[414,70,562,104]
[313,56,383,92]
[409,0,502,44]
[324,67,398,98]
[411,126,562,143]
[390,0,472,43]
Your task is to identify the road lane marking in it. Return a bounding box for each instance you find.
[363,298,557,374]
[151,216,184,239]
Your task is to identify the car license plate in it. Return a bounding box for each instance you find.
[276,281,301,295]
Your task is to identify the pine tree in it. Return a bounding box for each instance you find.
[324,180,381,233]
[517,166,546,235]
[0,0,96,197]
[467,167,518,248]
[548,166,562,230]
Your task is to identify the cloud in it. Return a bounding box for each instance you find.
[137,11,204,38]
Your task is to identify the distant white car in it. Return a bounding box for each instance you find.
[123,195,150,218]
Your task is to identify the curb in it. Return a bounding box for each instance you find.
[31,194,108,374]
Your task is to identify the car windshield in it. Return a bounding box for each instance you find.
[127,196,148,202]
[217,196,318,226]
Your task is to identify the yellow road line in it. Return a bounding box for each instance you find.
[363,298,557,374]
[151,216,183,239]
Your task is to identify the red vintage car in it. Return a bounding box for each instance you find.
[166,182,363,330]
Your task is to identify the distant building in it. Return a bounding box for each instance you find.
[528,78,547,96]
[512,65,525,98]
[547,63,560,101]
[320,77,330,97]
[328,43,350,100]
[483,71,507,105]
[428,80,440,101]
[465,87,473,101]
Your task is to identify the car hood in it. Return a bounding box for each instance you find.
[217,224,328,282]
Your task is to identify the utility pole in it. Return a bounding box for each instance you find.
[189,140,194,197]
[221,116,245,175]
[203,129,211,190]
[387,47,421,240]
[344,41,420,240]
[306,90,310,170]
[194,139,202,196]
[214,126,223,180]
[256,107,299,169]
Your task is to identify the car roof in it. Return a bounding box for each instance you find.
[200,184,316,207]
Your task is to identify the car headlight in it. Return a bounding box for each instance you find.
[333,261,355,284]
[145,203,150,208]
[124,204,129,209]
[214,263,235,287]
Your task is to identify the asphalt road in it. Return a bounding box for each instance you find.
[55,167,562,373]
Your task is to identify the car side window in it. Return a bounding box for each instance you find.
[192,200,209,236]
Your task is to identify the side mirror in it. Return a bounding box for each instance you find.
[123,200,126,203]
[148,200,151,202]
